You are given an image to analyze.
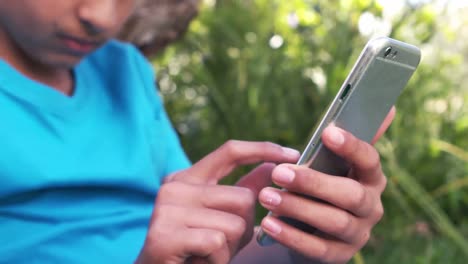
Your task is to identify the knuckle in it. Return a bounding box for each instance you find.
[222,140,242,156]
[379,175,388,193]
[306,172,323,193]
[359,230,371,246]
[153,204,176,220]
[195,231,227,256]
[338,251,357,264]
[228,216,248,239]
[314,242,331,261]
[207,231,227,251]
[151,223,170,240]
[348,184,367,211]
[261,141,282,154]
[374,202,385,222]
[333,212,352,234]
[156,185,171,201]
[158,181,185,200]
[290,233,307,250]
[364,147,381,170]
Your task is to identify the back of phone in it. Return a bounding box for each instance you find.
[257,37,421,246]
[299,37,421,176]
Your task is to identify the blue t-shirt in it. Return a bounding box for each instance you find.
[0,40,191,263]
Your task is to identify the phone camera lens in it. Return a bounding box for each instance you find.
[384,47,392,57]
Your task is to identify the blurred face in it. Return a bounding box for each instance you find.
[0,0,136,70]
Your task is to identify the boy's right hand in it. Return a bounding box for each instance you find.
[136,141,300,264]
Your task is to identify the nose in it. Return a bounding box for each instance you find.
[78,0,119,35]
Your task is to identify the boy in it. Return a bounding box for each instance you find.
[0,1,393,263]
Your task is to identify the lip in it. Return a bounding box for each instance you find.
[57,33,101,55]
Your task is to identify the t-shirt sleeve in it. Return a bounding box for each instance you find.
[130,45,192,176]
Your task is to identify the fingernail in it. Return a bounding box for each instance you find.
[262,217,282,235]
[282,147,301,159]
[273,166,295,184]
[259,189,282,206]
[327,126,345,147]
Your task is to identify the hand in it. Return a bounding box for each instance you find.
[137,141,300,264]
[258,108,395,263]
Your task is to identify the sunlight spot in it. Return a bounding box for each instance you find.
[425,99,448,114]
[450,95,464,112]
[227,47,240,59]
[358,12,377,37]
[303,67,327,93]
[269,35,284,49]
[287,12,300,29]
[358,12,392,38]
[245,32,257,44]
[203,0,216,8]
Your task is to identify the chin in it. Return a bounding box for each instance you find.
[57,58,84,69]
[45,54,87,70]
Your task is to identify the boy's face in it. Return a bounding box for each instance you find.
[0,0,136,69]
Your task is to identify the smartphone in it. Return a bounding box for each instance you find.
[257,37,421,246]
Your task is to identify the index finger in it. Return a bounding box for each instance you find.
[174,140,300,184]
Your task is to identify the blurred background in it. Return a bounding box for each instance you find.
[120,0,468,262]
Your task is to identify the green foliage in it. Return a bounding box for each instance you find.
[153,0,468,262]
[156,0,373,163]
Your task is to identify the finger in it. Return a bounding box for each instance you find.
[183,228,230,264]
[174,140,300,184]
[321,125,384,186]
[158,181,256,218]
[371,106,396,144]
[153,204,247,259]
[182,207,247,254]
[260,216,356,263]
[145,213,230,264]
[270,165,375,217]
[259,187,361,243]
[235,162,276,197]
[235,163,277,248]
[157,182,256,252]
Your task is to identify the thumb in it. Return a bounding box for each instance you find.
[235,163,276,198]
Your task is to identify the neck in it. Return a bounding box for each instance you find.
[0,27,74,96]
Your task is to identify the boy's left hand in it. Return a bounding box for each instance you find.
[258,108,395,263]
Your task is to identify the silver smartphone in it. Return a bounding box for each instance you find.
[257,37,421,246]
